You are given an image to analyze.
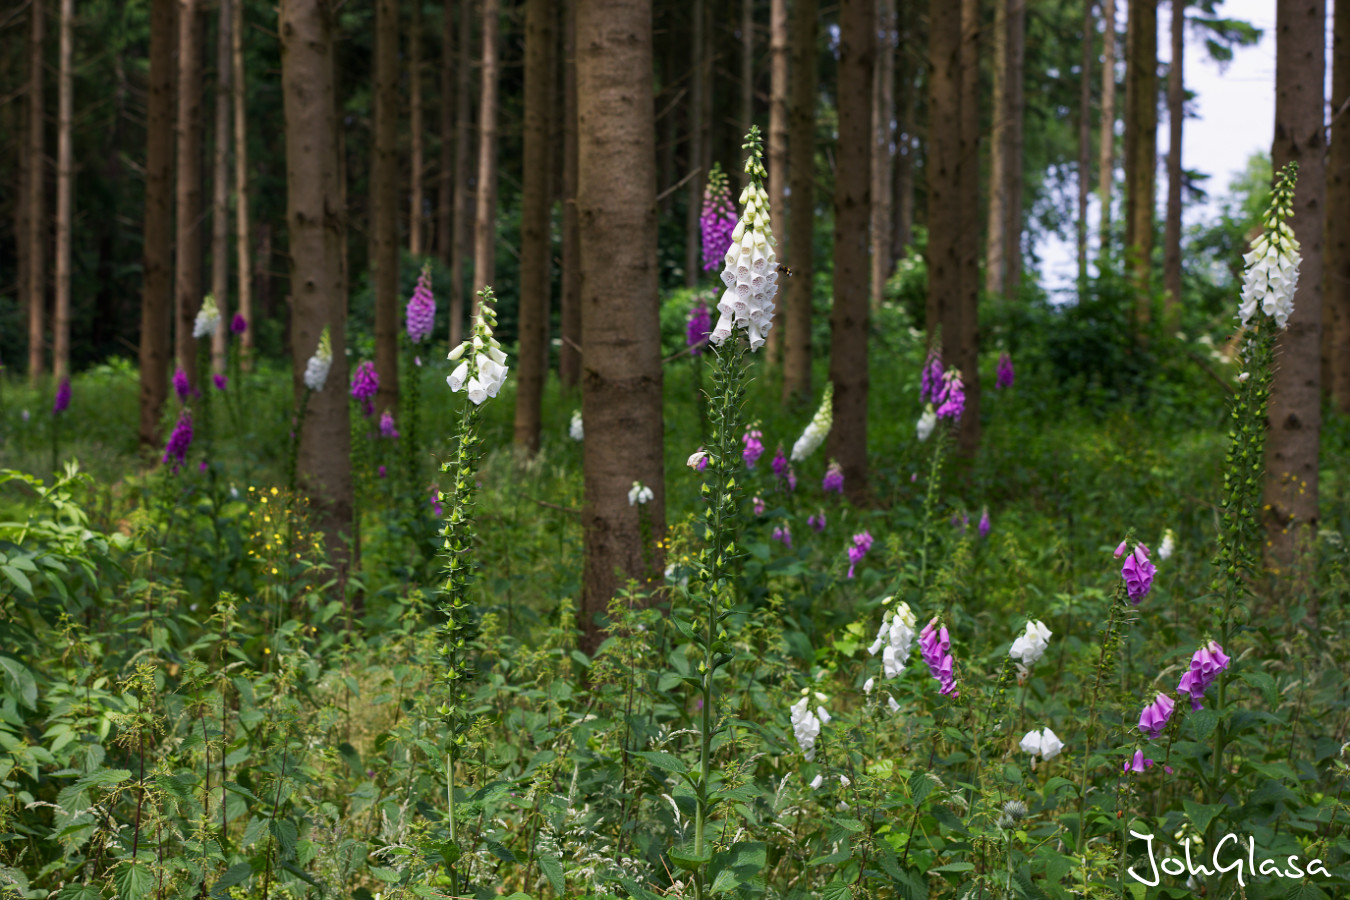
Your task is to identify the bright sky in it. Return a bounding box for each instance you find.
[1040,0,1289,294]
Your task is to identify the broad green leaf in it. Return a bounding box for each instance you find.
[633,750,689,775]
[0,657,38,710]
[115,861,154,900]
[538,855,564,893]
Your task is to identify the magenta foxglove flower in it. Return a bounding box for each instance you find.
[351,361,379,417]
[742,427,764,468]
[1123,750,1155,774]
[978,507,991,538]
[808,512,826,532]
[786,468,797,491]
[920,351,944,404]
[1121,544,1156,604]
[846,531,874,578]
[53,378,71,414]
[230,313,248,335]
[919,618,958,697]
[379,410,399,439]
[1176,640,1230,711]
[213,373,227,391]
[406,264,436,343]
[162,410,193,472]
[1138,692,1176,739]
[935,368,965,421]
[1114,539,1128,558]
[686,299,712,354]
[699,163,738,271]
[430,486,443,517]
[996,352,1014,389]
[173,368,190,403]
[378,465,387,479]
[823,460,844,495]
[773,525,792,548]
[772,445,789,480]
[752,496,766,516]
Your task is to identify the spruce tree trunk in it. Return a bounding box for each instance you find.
[955,0,980,456]
[927,0,961,340]
[768,0,788,240]
[1264,0,1326,567]
[210,0,233,375]
[438,0,455,265]
[1077,0,1092,283]
[1004,0,1025,296]
[869,0,895,314]
[473,0,501,304]
[1123,0,1157,311]
[559,0,581,389]
[825,0,873,499]
[26,0,45,383]
[684,0,705,288]
[280,0,353,572]
[781,0,816,402]
[373,0,400,419]
[514,0,554,454]
[451,0,473,348]
[741,0,754,140]
[410,0,425,256]
[575,0,664,653]
[52,0,72,382]
[232,0,254,362]
[1162,0,1185,319]
[1098,0,1116,255]
[141,0,175,448]
[175,0,204,388]
[1329,0,1350,413]
[986,0,1008,297]
[893,17,914,259]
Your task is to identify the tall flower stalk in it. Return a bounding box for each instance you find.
[682,127,776,900]
[404,263,435,512]
[436,287,508,894]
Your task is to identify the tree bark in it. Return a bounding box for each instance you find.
[1098,0,1116,256]
[232,0,253,363]
[825,0,873,500]
[175,0,204,388]
[927,0,961,342]
[373,0,400,419]
[140,0,175,447]
[514,0,554,454]
[26,0,45,383]
[869,0,895,314]
[280,0,353,571]
[893,15,914,259]
[1162,0,1185,319]
[955,0,980,456]
[1123,0,1157,311]
[684,0,705,288]
[210,0,232,375]
[559,0,581,389]
[473,0,501,303]
[438,0,455,265]
[986,0,1008,297]
[451,0,474,348]
[741,0,754,141]
[410,0,425,256]
[781,0,816,402]
[1077,0,1092,283]
[575,0,664,653]
[52,0,72,382]
[768,0,787,240]
[1004,0,1025,296]
[1329,0,1350,413]
[1264,0,1326,567]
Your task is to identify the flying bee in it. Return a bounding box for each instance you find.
[776,263,794,278]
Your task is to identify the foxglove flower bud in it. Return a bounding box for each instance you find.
[448,287,510,405]
[791,383,834,462]
[709,128,777,351]
[1239,164,1301,330]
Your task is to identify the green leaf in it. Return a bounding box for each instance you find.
[668,844,713,871]
[210,861,254,897]
[538,855,564,893]
[486,839,518,863]
[1,565,32,596]
[821,879,853,900]
[1189,708,1219,742]
[632,750,689,775]
[0,656,38,710]
[115,862,155,900]
[908,772,935,806]
[1182,799,1225,835]
[619,878,664,900]
[932,862,976,874]
[56,886,101,900]
[369,866,402,883]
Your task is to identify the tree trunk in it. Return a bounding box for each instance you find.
[559,0,581,389]
[410,0,425,256]
[26,0,45,383]
[741,0,754,141]
[954,0,980,456]
[438,0,454,265]
[1329,0,1350,413]
[576,0,664,653]
[927,0,961,342]
[280,0,353,571]
[175,0,204,388]
[232,0,253,363]
[373,0,400,419]
[1264,0,1326,567]
[52,0,73,381]
[140,0,175,447]
[781,0,816,402]
[1123,0,1157,311]
[869,0,895,314]
[986,0,1008,297]
[1077,0,1092,283]
[451,0,474,348]
[768,0,787,239]
[1004,0,1025,296]
[473,0,501,303]
[210,0,232,375]
[1162,0,1184,319]
[684,0,705,288]
[514,0,554,454]
[825,0,873,499]
[893,17,914,259]
[1098,0,1116,256]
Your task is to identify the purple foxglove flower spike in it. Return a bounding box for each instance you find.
[996,352,1014,389]
[686,299,712,354]
[919,618,959,697]
[742,427,764,468]
[230,313,248,335]
[823,460,844,495]
[1176,640,1230,711]
[351,362,379,416]
[846,530,873,578]
[1123,749,1155,774]
[162,410,194,472]
[920,351,944,404]
[173,368,190,403]
[772,525,792,548]
[808,512,826,532]
[53,379,71,414]
[213,373,227,391]
[978,507,991,538]
[379,410,399,439]
[406,264,437,343]
[1138,692,1175,739]
[1121,543,1157,604]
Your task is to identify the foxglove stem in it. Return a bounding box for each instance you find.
[1075,580,1132,853]
[918,425,950,593]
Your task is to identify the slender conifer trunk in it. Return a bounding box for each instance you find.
[373,0,400,418]
[451,0,473,348]
[410,0,425,256]
[1162,0,1185,319]
[26,0,45,383]
[781,0,816,402]
[52,0,73,382]
[1124,0,1158,311]
[473,0,501,307]
[141,0,175,448]
[210,0,233,374]
[232,0,254,362]
[1077,1,1092,283]
[1098,0,1117,256]
[560,0,581,389]
[1329,0,1350,412]
[175,0,204,387]
[869,0,895,314]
